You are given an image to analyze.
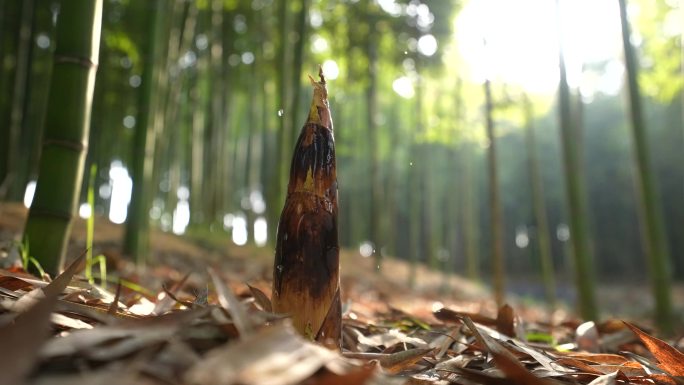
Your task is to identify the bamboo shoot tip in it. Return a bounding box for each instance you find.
[318,65,326,84]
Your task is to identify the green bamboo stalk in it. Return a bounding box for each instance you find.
[523,96,557,311]
[555,0,598,321]
[461,144,481,282]
[23,0,102,275]
[618,0,674,333]
[124,0,164,265]
[484,78,506,306]
[408,153,420,289]
[209,0,227,221]
[407,80,423,288]
[413,71,435,270]
[420,153,435,269]
[385,100,401,259]
[288,0,312,149]
[5,0,34,201]
[367,35,383,272]
[0,0,19,191]
[267,0,292,243]
[190,52,207,225]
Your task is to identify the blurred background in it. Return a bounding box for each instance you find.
[0,0,682,326]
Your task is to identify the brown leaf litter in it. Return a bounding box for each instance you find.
[0,255,683,385]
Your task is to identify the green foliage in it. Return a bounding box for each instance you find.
[387,317,432,332]
[104,277,155,297]
[525,331,555,345]
[104,31,141,72]
[16,238,46,278]
[85,164,107,288]
[635,0,683,102]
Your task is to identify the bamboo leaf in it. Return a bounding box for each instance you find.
[209,268,253,337]
[378,347,433,374]
[0,250,86,383]
[462,316,561,385]
[587,371,618,385]
[185,323,341,385]
[0,292,58,384]
[624,322,684,376]
[246,283,272,313]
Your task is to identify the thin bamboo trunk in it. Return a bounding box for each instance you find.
[152,0,183,176]
[244,66,261,244]
[288,0,311,149]
[259,73,272,235]
[420,152,435,269]
[256,5,272,240]
[210,0,227,222]
[367,36,382,271]
[124,0,164,265]
[0,0,19,191]
[250,73,264,197]
[23,0,102,275]
[408,152,420,288]
[268,0,292,242]
[455,78,480,282]
[245,77,257,191]
[523,96,557,311]
[11,2,56,206]
[334,102,353,248]
[190,59,207,225]
[384,101,400,259]
[413,73,435,269]
[555,0,598,321]
[221,7,236,221]
[19,2,56,203]
[461,145,479,281]
[618,0,674,333]
[5,0,34,201]
[440,148,458,292]
[346,94,364,246]
[484,78,506,306]
[231,98,247,202]
[159,0,192,228]
[408,75,425,287]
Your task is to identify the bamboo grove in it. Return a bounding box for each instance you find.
[0,0,682,331]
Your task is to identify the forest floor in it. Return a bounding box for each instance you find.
[1,202,683,384]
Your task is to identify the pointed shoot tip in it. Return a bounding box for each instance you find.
[307,74,317,86]
[318,65,326,84]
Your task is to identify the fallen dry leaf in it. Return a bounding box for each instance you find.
[247,283,272,313]
[624,321,684,376]
[0,252,86,385]
[587,370,618,385]
[3,208,684,385]
[433,306,497,327]
[209,267,253,337]
[0,293,58,384]
[302,362,377,385]
[378,347,433,374]
[185,322,344,385]
[463,316,561,385]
